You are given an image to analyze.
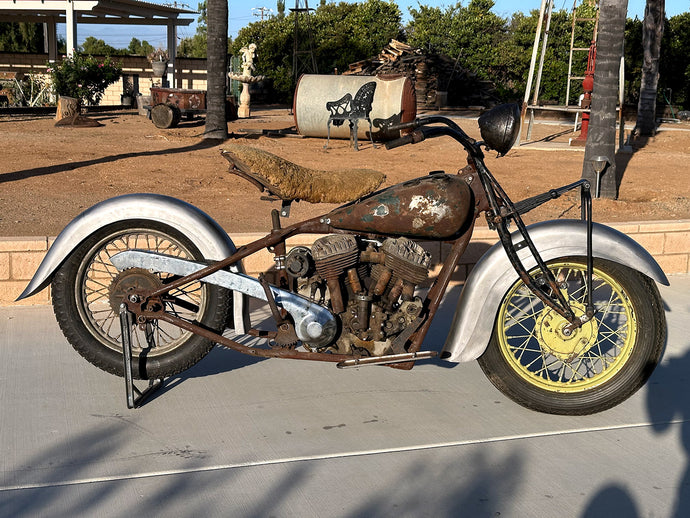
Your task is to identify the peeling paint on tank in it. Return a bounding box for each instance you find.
[326,174,471,239]
[408,195,449,222]
[373,204,390,217]
[376,194,401,214]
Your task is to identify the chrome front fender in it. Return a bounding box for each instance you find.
[16,193,248,333]
[440,219,668,363]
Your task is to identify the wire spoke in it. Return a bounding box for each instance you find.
[498,260,635,392]
[79,229,207,357]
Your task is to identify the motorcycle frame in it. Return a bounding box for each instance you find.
[121,120,596,369]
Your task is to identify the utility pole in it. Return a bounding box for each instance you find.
[252,7,272,21]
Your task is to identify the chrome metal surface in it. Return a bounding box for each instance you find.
[441,219,669,363]
[336,350,437,368]
[111,250,338,348]
[15,194,248,333]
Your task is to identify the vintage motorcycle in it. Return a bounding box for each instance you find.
[18,103,668,414]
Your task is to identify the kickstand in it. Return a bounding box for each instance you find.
[119,304,164,409]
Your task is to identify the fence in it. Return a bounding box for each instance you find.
[0,52,209,106]
[2,221,688,306]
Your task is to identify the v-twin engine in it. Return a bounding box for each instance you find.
[285,234,431,356]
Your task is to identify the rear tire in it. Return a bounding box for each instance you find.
[52,220,230,379]
[151,103,181,128]
[478,257,666,415]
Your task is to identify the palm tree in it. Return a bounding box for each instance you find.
[204,0,228,140]
[581,0,628,199]
[636,0,665,136]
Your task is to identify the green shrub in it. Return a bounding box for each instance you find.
[48,53,122,105]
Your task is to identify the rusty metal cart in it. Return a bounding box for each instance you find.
[148,87,206,129]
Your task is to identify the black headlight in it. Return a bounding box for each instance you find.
[478,103,521,156]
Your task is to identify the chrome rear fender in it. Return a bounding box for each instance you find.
[441,220,668,363]
[16,193,248,333]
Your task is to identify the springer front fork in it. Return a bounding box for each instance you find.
[478,162,595,328]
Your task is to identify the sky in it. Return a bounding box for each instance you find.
[72,0,688,50]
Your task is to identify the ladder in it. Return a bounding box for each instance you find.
[565,0,600,107]
[518,0,599,144]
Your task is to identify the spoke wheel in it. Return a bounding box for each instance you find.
[478,257,665,414]
[52,220,230,379]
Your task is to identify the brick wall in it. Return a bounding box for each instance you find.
[2,220,688,307]
[0,53,209,106]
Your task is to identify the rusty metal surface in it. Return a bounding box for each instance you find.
[150,87,206,111]
[389,218,477,370]
[130,302,360,364]
[293,75,416,140]
[327,174,473,239]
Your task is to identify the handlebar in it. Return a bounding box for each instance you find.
[383,116,481,157]
[385,130,425,150]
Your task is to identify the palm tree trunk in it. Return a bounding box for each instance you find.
[581,0,628,199]
[204,0,228,140]
[636,0,665,136]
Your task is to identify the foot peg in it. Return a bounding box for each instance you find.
[336,350,437,368]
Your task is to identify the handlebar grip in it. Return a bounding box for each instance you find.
[386,120,418,133]
[385,134,415,150]
[384,130,425,150]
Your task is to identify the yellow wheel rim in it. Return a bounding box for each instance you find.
[496,261,637,393]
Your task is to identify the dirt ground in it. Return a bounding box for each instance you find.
[1,107,689,237]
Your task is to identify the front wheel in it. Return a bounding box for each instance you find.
[51,220,231,379]
[478,258,666,415]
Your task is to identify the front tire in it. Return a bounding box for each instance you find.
[52,220,231,379]
[478,258,666,415]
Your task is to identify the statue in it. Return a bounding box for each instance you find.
[240,43,257,77]
[229,43,264,118]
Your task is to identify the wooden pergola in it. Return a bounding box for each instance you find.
[0,0,195,82]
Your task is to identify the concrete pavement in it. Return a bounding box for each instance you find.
[1,275,689,517]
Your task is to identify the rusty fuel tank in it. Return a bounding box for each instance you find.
[326,174,473,239]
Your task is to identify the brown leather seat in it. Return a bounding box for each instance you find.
[221,144,385,204]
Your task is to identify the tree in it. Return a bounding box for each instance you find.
[636,0,665,136]
[81,36,120,56]
[231,0,401,102]
[0,22,44,52]
[204,0,228,139]
[581,0,628,199]
[178,2,209,57]
[127,38,154,57]
[662,13,690,110]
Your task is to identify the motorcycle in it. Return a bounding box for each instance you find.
[17,103,668,415]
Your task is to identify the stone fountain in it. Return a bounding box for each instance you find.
[228,43,265,118]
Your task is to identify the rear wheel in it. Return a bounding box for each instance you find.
[478,257,666,415]
[151,103,181,128]
[52,220,230,379]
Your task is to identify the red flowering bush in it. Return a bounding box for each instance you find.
[48,53,122,105]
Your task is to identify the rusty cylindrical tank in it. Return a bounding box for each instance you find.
[293,74,416,141]
[326,174,473,240]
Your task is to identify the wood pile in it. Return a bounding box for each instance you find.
[345,40,500,109]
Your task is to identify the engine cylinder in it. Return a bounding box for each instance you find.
[312,234,359,313]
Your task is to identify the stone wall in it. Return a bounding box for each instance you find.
[2,221,688,306]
